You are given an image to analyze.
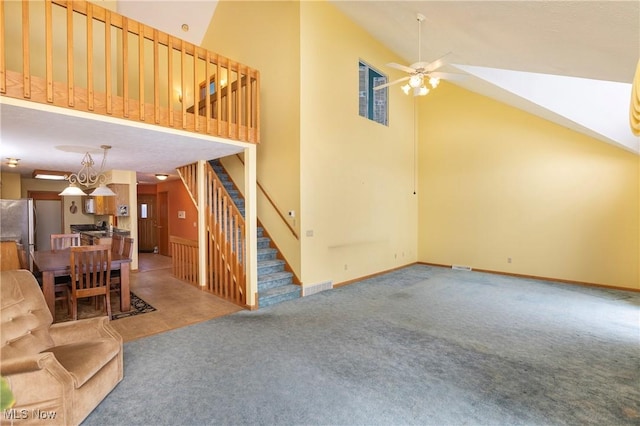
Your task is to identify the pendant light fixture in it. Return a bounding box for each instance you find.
[59,145,117,197]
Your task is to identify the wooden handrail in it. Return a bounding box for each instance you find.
[1,0,260,143]
[234,154,299,240]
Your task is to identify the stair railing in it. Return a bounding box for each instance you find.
[205,162,247,305]
[175,161,247,306]
[169,236,198,286]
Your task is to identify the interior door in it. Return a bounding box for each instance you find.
[137,194,157,252]
[157,192,169,256]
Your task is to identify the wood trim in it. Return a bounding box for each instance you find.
[417,262,640,293]
[27,191,62,201]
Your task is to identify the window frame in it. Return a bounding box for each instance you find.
[359,60,389,126]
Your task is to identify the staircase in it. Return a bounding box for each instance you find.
[210,160,301,308]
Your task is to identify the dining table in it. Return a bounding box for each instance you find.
[32,248,132,317]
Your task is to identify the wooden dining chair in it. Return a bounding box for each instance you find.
[50,233,81,250]
[111,234,124,256]
[0,241,22,271]
[69,245,112,320]
[110,237,134,295]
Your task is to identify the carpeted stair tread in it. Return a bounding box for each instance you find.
[257,247,277,261]
[258,271,294,291]
[258,284,301,308]
[258,259,285,275]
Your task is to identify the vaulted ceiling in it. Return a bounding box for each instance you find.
[2,1,639,185]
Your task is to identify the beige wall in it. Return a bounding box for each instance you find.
[0,172,22,199]
[299,1,418,285]
[202,0,302,277]
[418,83,640,290]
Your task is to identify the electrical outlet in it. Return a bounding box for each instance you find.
[507,257,512,263]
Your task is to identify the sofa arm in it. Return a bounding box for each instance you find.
[49,316,123,346]
[1,352,74,424]
[0,352,61,375]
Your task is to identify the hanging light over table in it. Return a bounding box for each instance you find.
[59,145,117,197]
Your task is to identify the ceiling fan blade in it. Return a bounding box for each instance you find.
[386,62,416,74]
[430,71,466,82]
[418,52,453,73]
[373,76,411,90]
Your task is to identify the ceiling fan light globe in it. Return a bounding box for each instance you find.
[409,74,423,88]
[416,86,429,96]
[401,84,411,95]
[429,77,440,88]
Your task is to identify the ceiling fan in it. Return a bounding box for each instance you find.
[374,13,461,96]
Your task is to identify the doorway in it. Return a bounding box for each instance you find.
[27,191,63,251]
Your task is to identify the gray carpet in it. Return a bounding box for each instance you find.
[83,265,640,425]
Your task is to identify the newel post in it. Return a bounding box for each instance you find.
[197,160,207,288]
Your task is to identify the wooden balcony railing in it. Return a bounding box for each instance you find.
[0,0,260,143]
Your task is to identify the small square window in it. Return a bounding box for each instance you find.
[359,61,388,126]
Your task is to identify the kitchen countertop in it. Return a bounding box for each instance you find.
[81,229,130,238]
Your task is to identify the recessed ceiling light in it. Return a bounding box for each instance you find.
[181,24,189,32]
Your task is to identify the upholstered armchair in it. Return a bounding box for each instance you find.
[0,270,123,425]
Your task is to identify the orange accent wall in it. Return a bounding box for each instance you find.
[158,179,198,241]
[137,184,157,195]
[137,181,198,241]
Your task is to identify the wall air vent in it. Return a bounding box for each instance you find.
[452,265,472,271]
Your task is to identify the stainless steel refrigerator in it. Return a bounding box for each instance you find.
[1,198,35,269]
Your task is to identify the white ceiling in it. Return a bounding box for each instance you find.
[1,0,639,185]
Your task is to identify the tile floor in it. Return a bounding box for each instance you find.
[56,253,242,342]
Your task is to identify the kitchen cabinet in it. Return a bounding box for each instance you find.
[108,184,129,216]
[94,196,115,215]
[80,184,128,216]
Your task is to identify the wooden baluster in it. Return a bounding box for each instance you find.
[255,71,261,143]
[22,0,30,98]
[138,22,144,121]
[216,58,221,135]
[44,0,52,102]
[66,2,73,106]
[226,58,231,137]
[180,40,186,128]
[193,47,199,132]
[0,0,5,94]
[153,29,159,123]
[86,2,94,110]
[235,65,241,139]
[205,51,211,134]
[167,35,174,127]
[105,9,112,114]
[122,17,129,117]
